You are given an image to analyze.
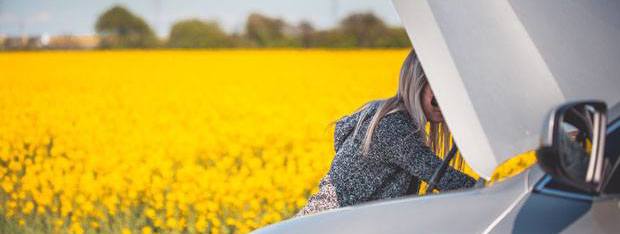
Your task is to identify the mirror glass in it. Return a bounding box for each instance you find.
[557,116,591,183]
[556,104,606,189]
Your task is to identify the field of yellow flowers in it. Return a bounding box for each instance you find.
[0,50,535,234]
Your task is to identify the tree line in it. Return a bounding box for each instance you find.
[95,5,411,49]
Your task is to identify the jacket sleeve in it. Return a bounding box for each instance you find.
[390,133,476,191]
[368,114,476,191]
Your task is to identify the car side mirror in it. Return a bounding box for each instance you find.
[536,101,607,193]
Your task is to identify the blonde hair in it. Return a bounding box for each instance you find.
[352,49,463,168]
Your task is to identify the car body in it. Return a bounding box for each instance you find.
[254,0,620,233]
[255,114,619,233]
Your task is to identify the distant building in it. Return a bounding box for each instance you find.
[0,35,6,49]
[0,34,100,50]
[26,36,46,49]
[48,35,100,49]
[3,36,28,50]
[0,35,45,50]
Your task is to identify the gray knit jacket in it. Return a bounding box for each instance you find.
[297,102,476,216]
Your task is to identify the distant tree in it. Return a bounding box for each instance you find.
[228,33,256,47]
[339,12,389,47]
[312,29,356,48]
[245,13,292,47]
[376,27,411,48]
[168,19,230,48]
[297,21,316,48]
[95,5,158,48]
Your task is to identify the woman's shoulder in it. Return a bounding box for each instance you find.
[379,110,415,132]
[333,103,375,151]
[370,109,418,148]
[333,101,424,151]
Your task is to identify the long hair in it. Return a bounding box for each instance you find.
[352,49,463,168]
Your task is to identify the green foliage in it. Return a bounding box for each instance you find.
[329,12,410,48]
[91,6,409,49]
[311,29,356,48]
[376,27,411,48]
[245,13,299,47]
[168,19,231,48]
[294,12,409,48]
[339,12,388,47]
[297,21,315,48]
[95,5,158,48]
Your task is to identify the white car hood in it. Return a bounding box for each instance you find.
[254,166,545,234]
[392,0,620,178]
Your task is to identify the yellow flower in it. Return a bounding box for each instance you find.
[0,50,535,233]
[1,180,13,193]
[69,222,84,234]
[141,226,153,234]
[166,218,178,229]
[144,208,157,219]
[121,227,132,234]
[22,201,34,214]
[195,218,207,232]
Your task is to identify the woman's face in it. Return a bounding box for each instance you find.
[421,84,444,123]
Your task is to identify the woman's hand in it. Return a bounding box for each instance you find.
[421,84,444,123]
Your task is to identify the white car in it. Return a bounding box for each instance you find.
[254,1,620,233]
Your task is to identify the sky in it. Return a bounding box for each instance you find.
[0,0,402,37]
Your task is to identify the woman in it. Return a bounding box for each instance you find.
[296,49,476,216]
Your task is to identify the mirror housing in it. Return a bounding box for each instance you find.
[536,101,607,192]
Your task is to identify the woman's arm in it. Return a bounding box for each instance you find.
[367,113,476,191]
[388,133,476,191]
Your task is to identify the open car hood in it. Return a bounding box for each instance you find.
[392,0,620,178]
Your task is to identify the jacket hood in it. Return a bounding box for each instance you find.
[333,103,381,152]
